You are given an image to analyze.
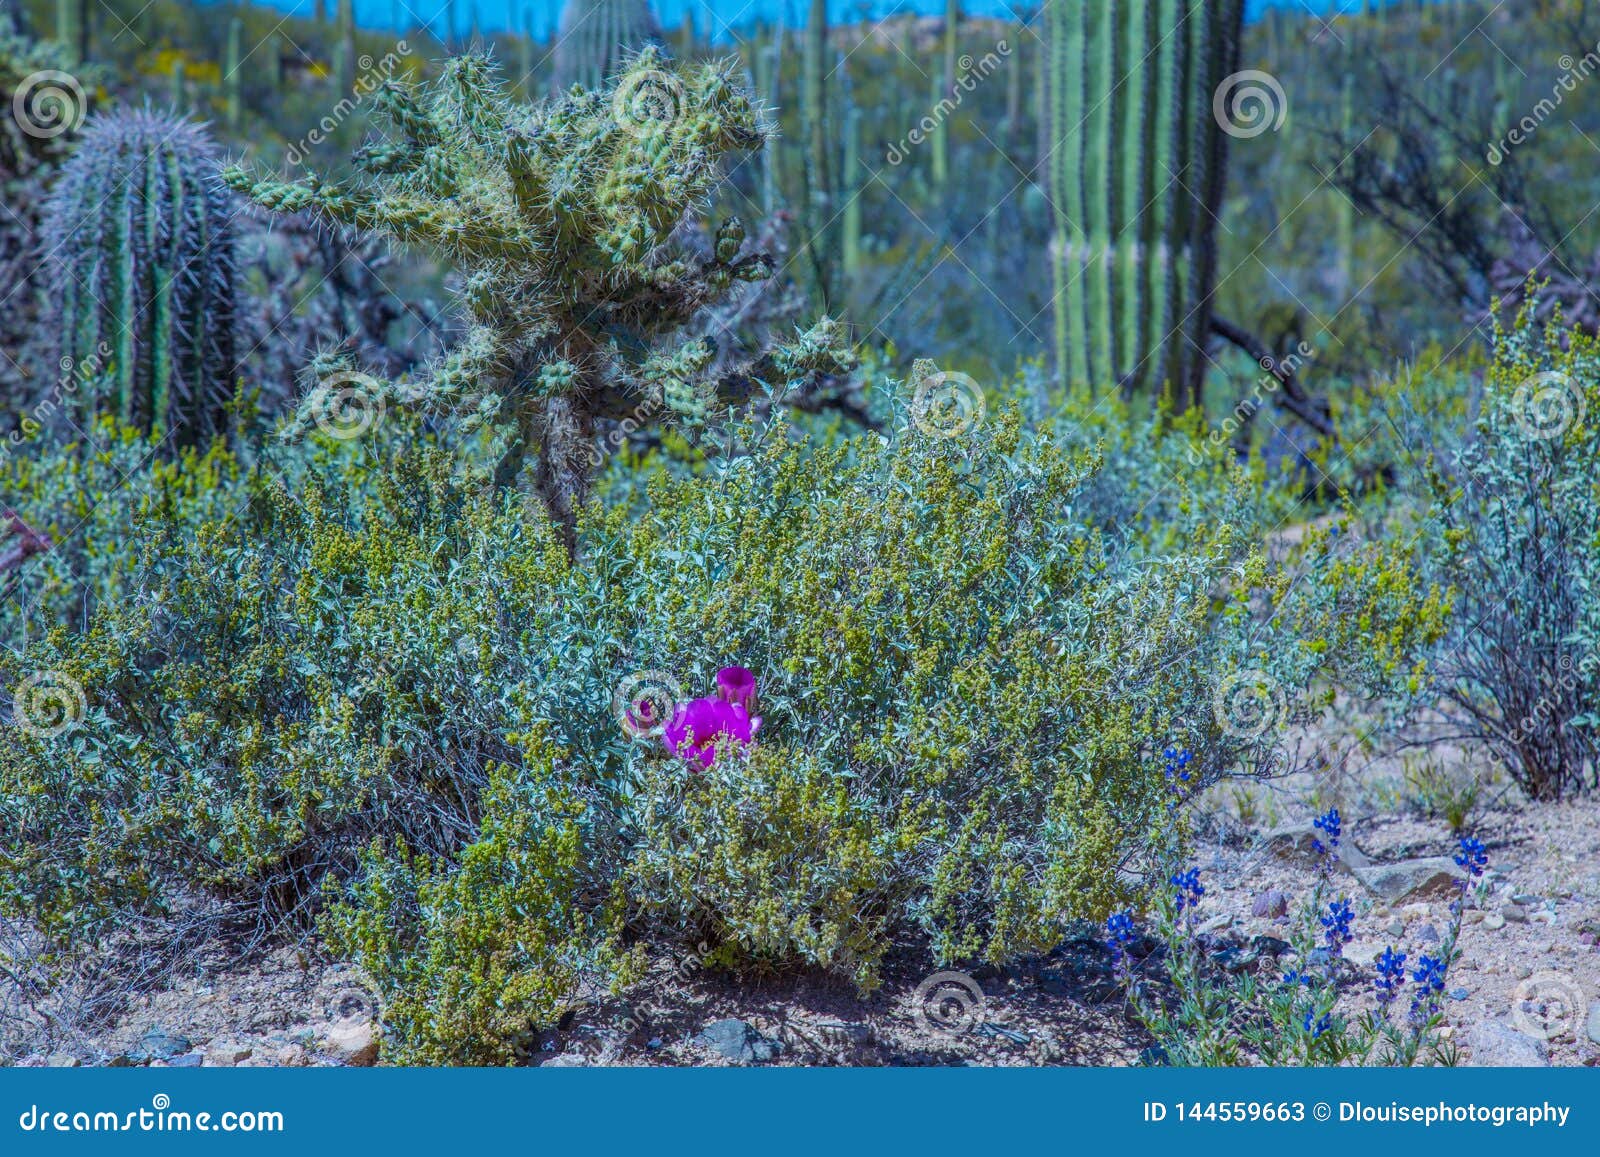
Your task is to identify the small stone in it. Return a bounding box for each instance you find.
[136,1029,192,1061]
[1465,1021,1549,1067]
[1502,904,1529,924]
[1587,1002,1600,1047]
[1448,988,1469,1001]
[1511,892,1539,905]
[1416,923,1441,944]
[540,1053,588,1067]
[1483,912,1507,931]
[1462,910,1485,925]
[1579,932,1597,947]
[695,1018,782,1064]
[1252,890,1290,919]
[1385,918,1406,938]
[1531,910,1554,925]
[275,1045,309,1067]
[166,1053,204,1068]
[45,1053,79,1068]
[205,1042,253,1067]
[322,1019,378,1066]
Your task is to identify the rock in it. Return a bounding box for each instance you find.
[1353,858,1467,904]
[1449,988,1469,1001]
[1252,890,1289,919]
[274,1045,309,1067]
[1511,892,1538,905]
[136,1029,192,1062]
[1260,824,1370,868]
[322,1019,378,1066]
[1249,935,1291,959]
[16,1055,45,1067]
[1483,913,1507,931]
[1503,904,1529,924]
[1385,918,1406,938]
[166,1053,204,1068]
[1588,1002,1600,1047]
[205,1042,253,1067]
[1516,964,1534,980]
[816,1022,875,1056]
[540,1053,589,1067]
[1465,1021,1549,1067]
[45,1053,79,1068]
[1580,932,1597,947]
[1462,910,1485,925]
[694,1018,782,1064]
[1416,923,1441,943]
[1531,911,1554,925]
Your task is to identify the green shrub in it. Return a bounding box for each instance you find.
[1404,302,1600,800]
[0,364,1447,1061]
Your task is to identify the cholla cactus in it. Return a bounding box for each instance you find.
[42,108,239,444]
[555,0,661,91]
[225,49,856,551]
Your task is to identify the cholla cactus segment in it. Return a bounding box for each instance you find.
[43,107,238,444]
[225,49,853,552]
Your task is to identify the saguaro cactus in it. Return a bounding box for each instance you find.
[225,17,242,131]
[42,109,238,443]
[1046,0,1246,407]
[337,0,356,94]
[554,0,661,91]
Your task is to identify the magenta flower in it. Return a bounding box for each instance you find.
[716,666,757,710]
[663,667,762,769]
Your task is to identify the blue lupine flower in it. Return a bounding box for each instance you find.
[1453,837,1488,878]
[1320,898,1355,956]
[1374,947,1407,1006]
[1170,868,1205,914]
[1163,746,1194,782]
[1282,968,1313,988]
[1409,954,1448,1021]
[1106,910,1136,950]
[1311,806,1342,859]
[1303,1011,1332,1037]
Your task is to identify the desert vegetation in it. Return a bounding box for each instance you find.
[0,0,1597,1069]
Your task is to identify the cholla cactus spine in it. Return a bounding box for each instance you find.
[43,108,239,443]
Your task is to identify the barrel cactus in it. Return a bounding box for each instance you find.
[554,0,661,91]
[224,50,854,552]
[42,107,239,443]
[1045,0,1246,406]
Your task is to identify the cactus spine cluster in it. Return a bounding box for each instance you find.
[43,109,239,443]
[1046,0,1245,406]
[554,0,661,91]
[224,51,855,552]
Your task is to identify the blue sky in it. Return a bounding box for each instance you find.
[241,0,1415,40]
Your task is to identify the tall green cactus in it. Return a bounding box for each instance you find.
[337,0,356,94]
[42,109,238,444]
[1046,0,1246,407]
[54,0,83,64]
[225,17,242,132]
[801,0,833,300]
[554,0,661,91]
